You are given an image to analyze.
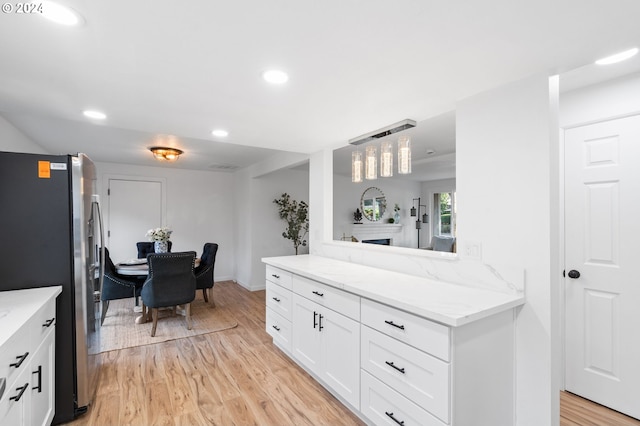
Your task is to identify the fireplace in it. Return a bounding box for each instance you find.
[362,238,391,245]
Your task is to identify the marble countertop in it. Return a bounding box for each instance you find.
[262,255,524,327]
[0,286,62,347]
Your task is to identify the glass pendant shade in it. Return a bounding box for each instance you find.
[398,136,412,174]
[380,141,393,177]
[352,151,363,183]
[365,145,377,180]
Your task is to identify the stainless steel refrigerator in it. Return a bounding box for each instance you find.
[0,151,103,424]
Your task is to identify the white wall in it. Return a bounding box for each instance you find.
[95,161,236,282]
[333,173,420,248]
[0,114,48,154]
[457,74,560,426]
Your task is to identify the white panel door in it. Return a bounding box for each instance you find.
[108,179,162,262]
[565,115,640,419]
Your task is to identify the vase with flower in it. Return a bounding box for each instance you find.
[146,227,172,253]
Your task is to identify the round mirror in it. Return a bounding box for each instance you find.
[361,187,386,221]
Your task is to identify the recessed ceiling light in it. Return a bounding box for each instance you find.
[83,110,106,120]
[40,1,83,26]
[262,69,289,84]
[211,129,229,138]
[595,48,638,65]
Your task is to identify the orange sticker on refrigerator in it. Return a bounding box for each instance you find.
[38,161,51,178]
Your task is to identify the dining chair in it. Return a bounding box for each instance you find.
[100,247,144,325]
[194,243,218,305]
[136,241,173,258]
[140,251,197,337]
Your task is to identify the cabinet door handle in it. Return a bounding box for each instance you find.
[385,361,406,374]
[385,411,405,425]
[271,274,280,279]
[10,383,29,402]
[33,365,42,392]
[319,314,324,331]
[43,318,55,327]
[272,325,281,332]
[313,311,318,329]
[272,297,281,302]
[384,320,405,330]
[10,352,29,368]
[312,290,324,297]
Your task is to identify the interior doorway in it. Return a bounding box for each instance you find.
[106,178,165,262]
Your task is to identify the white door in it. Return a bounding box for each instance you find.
[565,115,640,419]
[107,179,163,262]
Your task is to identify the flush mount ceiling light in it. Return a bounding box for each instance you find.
[149,147,183,162]
[595,47,639,65]
[40,1,83,26]
[263,69,289,84]
[211,129,229,138]
[82,110,106,120]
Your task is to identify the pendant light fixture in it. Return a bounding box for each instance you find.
[365,145,377,180]
[352,150,363,183]
[380,141,393,177]
[398,136,411,174]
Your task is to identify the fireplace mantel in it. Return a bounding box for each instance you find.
[352,223,403,235]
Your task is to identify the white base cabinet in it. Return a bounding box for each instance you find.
[0,287,60,426]
[262,259,519,426]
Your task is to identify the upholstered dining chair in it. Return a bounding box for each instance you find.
[140,251,197,337]
[194,243,219,305]
[100,247,144,325]
[136,241,173,258]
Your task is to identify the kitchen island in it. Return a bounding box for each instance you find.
[263,254,524,426]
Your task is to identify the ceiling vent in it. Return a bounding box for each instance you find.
[208,163,239,172]
[348,119,416,146]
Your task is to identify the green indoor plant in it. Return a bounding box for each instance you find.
[273,193,309,255]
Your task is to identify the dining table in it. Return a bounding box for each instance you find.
[115,257,201,324]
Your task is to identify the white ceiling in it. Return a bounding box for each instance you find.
[1,1,640,171]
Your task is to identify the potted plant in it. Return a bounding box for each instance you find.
[273,193,309,255]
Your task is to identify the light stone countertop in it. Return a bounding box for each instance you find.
[0,286,62,347]
[262,254,525,327]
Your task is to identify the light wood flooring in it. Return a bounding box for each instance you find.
[63,280,639,426]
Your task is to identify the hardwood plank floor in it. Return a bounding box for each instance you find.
[62,281,640,425]
[63,281,365,426]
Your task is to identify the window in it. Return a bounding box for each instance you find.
[433,191,456,237]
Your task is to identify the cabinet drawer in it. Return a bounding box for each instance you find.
[361,325,450,423]
[362,298,450,361]
[32,299,56,348]
[361,370,446,426]
[265,265,292,289]
[266,308,292,353]
[266,281,293,322]
[293,275,360,321]
[0,361,30,424]
[0,321,31,392]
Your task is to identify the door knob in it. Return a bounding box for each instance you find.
[567,270,581,279]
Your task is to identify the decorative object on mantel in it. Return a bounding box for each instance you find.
[348,119,415,182]
[393,203,401,224]
[411,197,428,247]
[146,226,172,253]
[273,193,309,255]
[353,208,363,224]
[341,233,359,242]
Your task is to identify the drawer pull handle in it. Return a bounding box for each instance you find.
[272,297,281,302]
[385,411,405,425]
[10,352,29,369]
[313,311,318,329]
[271,274,280,279]
[10,383,29,402]
[319,314,324,331]
[384,320,405,330]
[272,325,281,332]
[43,318,55,327]
[33,365,42,392]
[385,361,406,374]
[312,290,324,297]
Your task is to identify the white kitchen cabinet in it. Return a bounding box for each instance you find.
[292,291,360,409]
[0,287,60,426]
[265,267,293,353]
